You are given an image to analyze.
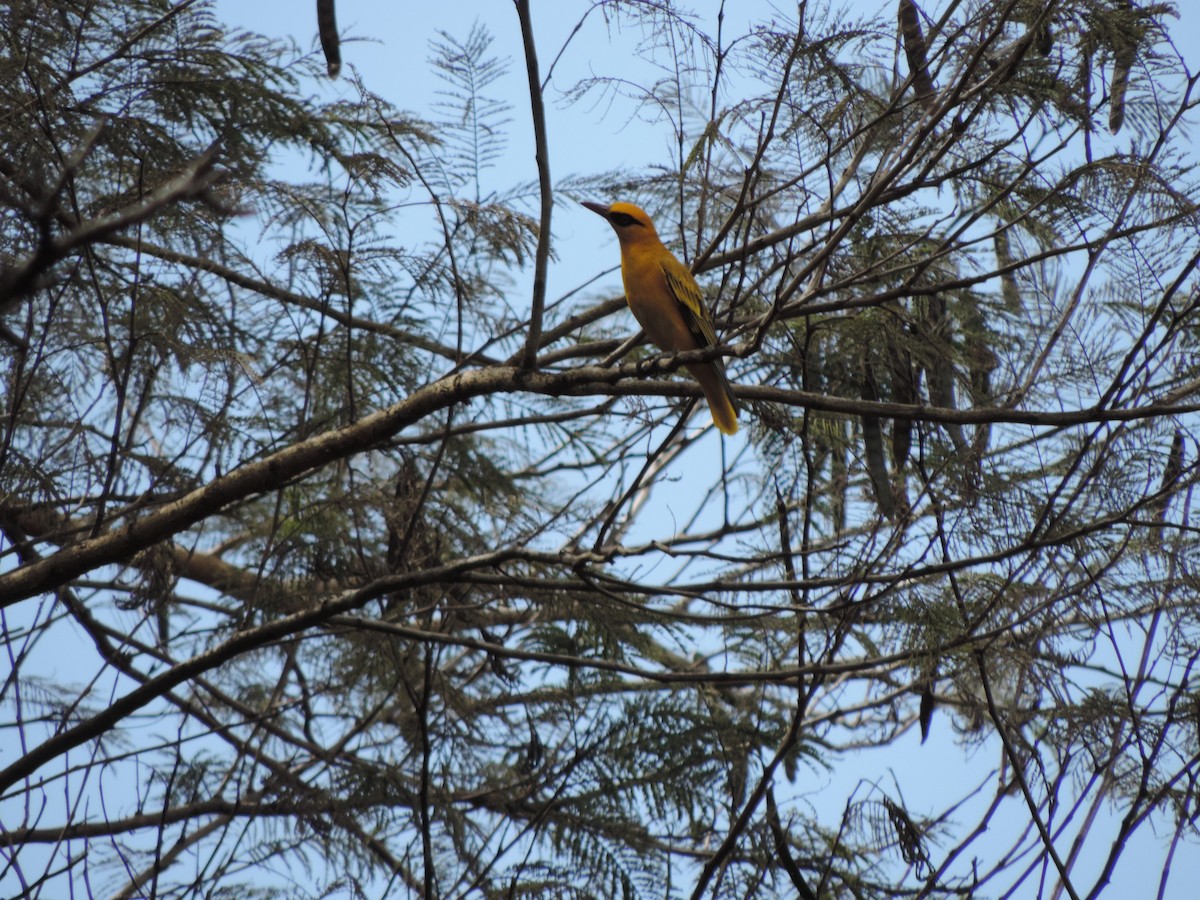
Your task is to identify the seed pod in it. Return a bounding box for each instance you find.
[862,359,896,518]
[888,340,916,468]
[993,224,1022,312]
[1109,0,1137,134]
[898,0,937,110]
[317,0,341,78]
[1035,21,1054,57]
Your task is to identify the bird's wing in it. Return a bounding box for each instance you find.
[660,255,719,350]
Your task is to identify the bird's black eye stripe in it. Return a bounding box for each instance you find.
[610,212,644,228]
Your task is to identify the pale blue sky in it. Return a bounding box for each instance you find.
[2,3,1196,898]
[211,2,1200,896]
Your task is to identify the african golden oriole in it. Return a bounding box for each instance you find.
[582,201,739,435]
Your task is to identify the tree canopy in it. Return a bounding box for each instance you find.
[3,0,1200,897]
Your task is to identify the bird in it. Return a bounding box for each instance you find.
[582,201,739,435]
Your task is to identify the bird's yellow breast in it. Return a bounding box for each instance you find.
[619,247,702,352]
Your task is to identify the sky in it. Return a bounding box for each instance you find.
[211,0,1200,362]
[2,0,1186,896]
[203,0,1200,897]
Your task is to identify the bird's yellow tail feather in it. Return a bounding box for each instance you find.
[689,363,739,435]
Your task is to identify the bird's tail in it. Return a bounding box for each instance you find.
[688,361,739,435]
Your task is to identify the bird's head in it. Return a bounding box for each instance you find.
[582,201,660,245]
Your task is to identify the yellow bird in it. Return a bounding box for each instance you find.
[582,201,739,435]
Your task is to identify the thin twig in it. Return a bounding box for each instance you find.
[516,0,553,369]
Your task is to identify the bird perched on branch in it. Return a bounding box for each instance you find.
[582,201,739,434]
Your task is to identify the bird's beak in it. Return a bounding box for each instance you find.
[581,201,610,220]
